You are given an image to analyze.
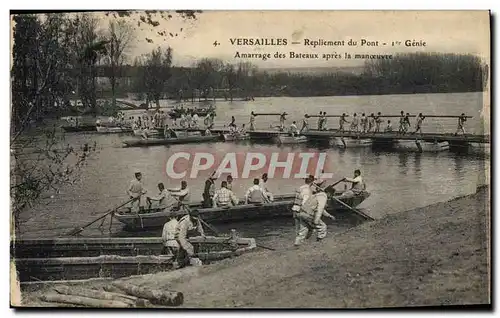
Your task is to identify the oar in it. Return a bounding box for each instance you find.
[65,197,138,236]
[330,195,374,221]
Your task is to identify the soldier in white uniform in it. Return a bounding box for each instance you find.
[294,182,335,246]
[127,169,147,212]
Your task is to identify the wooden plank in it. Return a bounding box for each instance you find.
[15,255,174,266]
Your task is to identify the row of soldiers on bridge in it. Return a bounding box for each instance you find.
[247,111,469,136]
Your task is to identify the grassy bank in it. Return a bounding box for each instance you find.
[15,186,490,308]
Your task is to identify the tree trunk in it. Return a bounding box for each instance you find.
[111,281,183,306]
[111,62,117,110]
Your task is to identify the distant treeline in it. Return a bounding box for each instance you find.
[97,52,487,100]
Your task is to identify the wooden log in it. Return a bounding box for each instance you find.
[112,281,183,306]
[53,285,136,306]
[102,286,153,307]
[40,293,132,308]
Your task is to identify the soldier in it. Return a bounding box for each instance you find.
[292,175,314,245]
[294,182,335,246]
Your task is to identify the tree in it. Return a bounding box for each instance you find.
[143,46,173,109]
[103,20,135,109]
[10,14,95,231]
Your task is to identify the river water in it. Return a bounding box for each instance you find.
[16,92,489,248]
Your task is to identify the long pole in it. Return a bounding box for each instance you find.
[66,197,138,236]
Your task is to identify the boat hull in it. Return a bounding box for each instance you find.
[122,135,220,147]
[468,142,490,156]
[61,125,96,132]
[96,126,133,134]
[11,236,256,282]
[393,140,449,152]
[113,192,371,230]
[275,135,308,144]
[223,133,250,141]
[331,137,373,148]
[133,128,163,138]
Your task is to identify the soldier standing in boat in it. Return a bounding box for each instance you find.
[375,112,383,132]
[367,113,375,133]
[300,114,309,134]
[338,113,349,133]
[175,210,205,267]
[294,181,335,246]
[360,113,367,133]
[398,111,405,133]
[249,111,256,131]
[279,112,287,131]
[245,178,268,204]
[213,181,239,208]
[127,169,147,213]
[289,121,298,137]
[322,112,328,130]
[202,174,218,208]
[413,113,425,134]
[455,113,467,136]
[403,112,412,133]
[292,175,314,246]
[350,113,359,133]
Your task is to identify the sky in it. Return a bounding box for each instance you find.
[13,10,491,69]
[98,10,490,68]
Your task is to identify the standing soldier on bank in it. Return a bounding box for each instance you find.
[294,181,335,246]
[292,175,314,246]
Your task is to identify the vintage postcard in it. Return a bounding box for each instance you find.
[10,10,490,308]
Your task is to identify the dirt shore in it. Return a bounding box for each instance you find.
[16,186,490,308]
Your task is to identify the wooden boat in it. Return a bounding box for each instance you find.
[96,125,133,134]
[11,235,256,282]
[61,125,96,132]
[468,142,490,156]
[133,128,163,138]
[223,132,250,141]
[393,140,449,152]
[275,135,308,144]
[331,137,373,148]
[113,191,371,230]
[122,135,220,147]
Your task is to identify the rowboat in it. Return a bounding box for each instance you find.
[393,140,450,152]
[133,128,163,138]
[61,125,96,132]
[331,137,373,148]
[223,133,250,141]
[468,142,490,156]
[96,125,133,134]
[113,191,371,230]
[11,235,256,282]
[275,135,308,144]
[122,135,220,147]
